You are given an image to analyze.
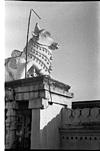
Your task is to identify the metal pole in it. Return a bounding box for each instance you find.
[25,9,31,78]
[31,9,41,20]
[25,9,41,79]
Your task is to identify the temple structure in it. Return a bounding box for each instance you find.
[5,76,100,149]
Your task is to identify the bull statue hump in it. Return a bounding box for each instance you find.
[5,23,59,82]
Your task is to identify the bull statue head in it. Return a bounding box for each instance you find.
[32,23,59,50]
[5,23,59,82]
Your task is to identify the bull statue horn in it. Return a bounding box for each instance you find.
[32,23,44,36]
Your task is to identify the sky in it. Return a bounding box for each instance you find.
[5,1,100,101]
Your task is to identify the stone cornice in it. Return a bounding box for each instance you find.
[5,76,73,108]
[5,76,71,91]
[59,128,100,133]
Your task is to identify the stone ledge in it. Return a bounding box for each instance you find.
[5,76,70,90]
[5,76,73,107]
[59,128,100,133]
[72,100,100,109]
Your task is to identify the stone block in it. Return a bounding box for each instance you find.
[23,92,30,100]
[39,91,45,98]
[12,102,18,109]
[6,122,11,127]
[28,85,34,91]
[29,92,34,99]
[47,93,72,108]
[89,108,100,122]
[80,108,90,123]
[5,89,14,101]
[91,108,99,117]
[45,90,51,99]
[6,102,13,109]
[6,109,16,116]
[6,102,18,109]
[15,93,23,100]
[29,98,43,109]
[72,109,81,125]
[16,86,29,92]
[33,91,39,98]
[63,108,73,125]
[6,117,11,123]
[41,98,49,109]
[16,92,30,100]
[96,113,100,121]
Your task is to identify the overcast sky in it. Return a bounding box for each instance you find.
[5,1,100,101]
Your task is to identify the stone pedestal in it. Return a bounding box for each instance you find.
[5,76,73,149]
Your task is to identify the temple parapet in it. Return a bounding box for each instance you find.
[60,100,100,150]
[61,106,100,128]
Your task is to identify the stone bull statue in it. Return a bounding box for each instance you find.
[5,23,59,82]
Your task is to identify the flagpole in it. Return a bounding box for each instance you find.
[25,9,41,79]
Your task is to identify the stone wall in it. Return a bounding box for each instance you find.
[5,88,18,149]
[60,101,100,150]
[5,88,31,149]
[5,76,73,149]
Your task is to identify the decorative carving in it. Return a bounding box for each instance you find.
[62,107,100,127]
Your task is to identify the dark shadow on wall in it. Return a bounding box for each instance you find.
[40,110,62,149]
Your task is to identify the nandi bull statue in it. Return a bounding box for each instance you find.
[5,23,59,82]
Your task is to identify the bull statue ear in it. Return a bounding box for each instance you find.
[32,23,45,36]
[32,23,42,36]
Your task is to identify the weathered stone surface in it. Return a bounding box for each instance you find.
[72,109,81,125]
[5,76,73,100]
[5,76,73,149]
[5,129,16,149]
[5,89,14,101]
[61,108,73,125]
[61,106,100,127]
[90,108,99,121]
[6,102,18,109]
[72,100,100,109]
[60,129,100,150]
[60,101,100,150]
[80,108,90,123]
[29,98,43,109]
[6,109,16,116]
